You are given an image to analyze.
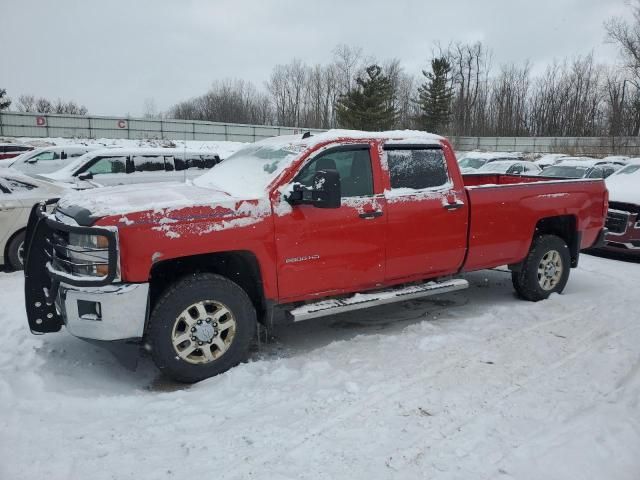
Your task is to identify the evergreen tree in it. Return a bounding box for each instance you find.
[416,57,453,134]
[336,65,397,130]
[0,88,11,111]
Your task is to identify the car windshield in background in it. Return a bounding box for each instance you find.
[194,143,303,197]
[458,157,487,169]
[615,164,640,175]
[477,161,516,174]
[541,166,589,178]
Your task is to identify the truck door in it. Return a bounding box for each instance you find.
[273,144,386,301]
[383,144,468,281]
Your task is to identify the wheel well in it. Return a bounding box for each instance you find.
[534,215,579,267]
[149,251,266,320]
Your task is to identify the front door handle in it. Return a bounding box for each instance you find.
[443,201,465,211]
[359,210,383,219]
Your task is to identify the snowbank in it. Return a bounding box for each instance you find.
[0,255,639,479]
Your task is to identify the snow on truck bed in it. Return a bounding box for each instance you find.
[1,254,639,479]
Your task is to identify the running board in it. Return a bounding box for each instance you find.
[289,278,469,322]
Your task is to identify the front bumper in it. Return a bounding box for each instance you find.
[57,282,149,341]
[24,201,149,341]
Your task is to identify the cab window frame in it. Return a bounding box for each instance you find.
[293,144,375,199]
[383,144,451,191]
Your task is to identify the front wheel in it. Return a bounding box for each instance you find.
[148,273,257,383]
[7,230,26,271]
[512,234,571,302]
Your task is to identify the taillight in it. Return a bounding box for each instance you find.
[603,188,609,217]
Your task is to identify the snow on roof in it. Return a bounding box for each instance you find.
[460,151,523,160]
[253,129,444,149]
[555,157,598,167]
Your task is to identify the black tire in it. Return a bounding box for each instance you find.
[7,230,26,271]
[148,273,257,383]
[512,234,571,302]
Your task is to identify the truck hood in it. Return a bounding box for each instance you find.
[56,182,264,225]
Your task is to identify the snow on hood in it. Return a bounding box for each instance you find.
[56,181,244,219]
[605,170,640,205]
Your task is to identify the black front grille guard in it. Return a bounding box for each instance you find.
[24,201,118,334]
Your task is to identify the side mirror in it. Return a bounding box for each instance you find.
[285,169,341,209]
[78,172,93,181]
[25,158,38,164]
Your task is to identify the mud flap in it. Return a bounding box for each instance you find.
[24,201,63,333]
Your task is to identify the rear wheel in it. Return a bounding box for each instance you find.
[148,273,257,383]
[512,234,571,302]
[7,230,26,271]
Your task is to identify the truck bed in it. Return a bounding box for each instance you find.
[460,173,607,272]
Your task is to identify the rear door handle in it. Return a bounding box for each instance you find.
[443,201,465,211]
[359,210,383,219]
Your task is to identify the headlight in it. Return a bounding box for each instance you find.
[66,233,110,277]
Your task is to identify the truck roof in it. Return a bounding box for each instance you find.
[258,129,444,149]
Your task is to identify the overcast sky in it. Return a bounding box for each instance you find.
[0,0,630,117]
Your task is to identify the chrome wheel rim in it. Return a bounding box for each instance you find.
[537,250,563,291]
[171,300,237,365]
[17,241,25,267]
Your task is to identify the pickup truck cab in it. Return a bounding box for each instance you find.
[24,130,608,382]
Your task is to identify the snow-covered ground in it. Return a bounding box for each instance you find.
[1,137,246,160]
[1,254,639,480]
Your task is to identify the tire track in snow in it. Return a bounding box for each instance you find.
[226,305,609,478]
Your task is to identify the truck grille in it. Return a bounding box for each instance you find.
[606,210,630,235]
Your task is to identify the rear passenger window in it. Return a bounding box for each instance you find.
[386,148,449,190]
[174,154,221,171]
[132,155,165,172]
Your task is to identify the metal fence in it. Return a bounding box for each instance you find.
[0,112,325,142]
[451,136,640,157]
[2,112,640,156]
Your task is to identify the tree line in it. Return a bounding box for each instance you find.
[2,3,640,137]
[0,90,88,116]
[168,3,640,137]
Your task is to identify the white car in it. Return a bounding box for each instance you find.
[534,153,568,169]
[0,145,102,174]
[475,160,541,175]
[457,152,524,173]
[539,158,621,179]
[0,169,67,270]
[43,148,221,188]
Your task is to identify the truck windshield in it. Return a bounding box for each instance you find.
[194,143,304,197]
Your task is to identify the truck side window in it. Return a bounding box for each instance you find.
[294,148,373,198]
[387,148,449,190]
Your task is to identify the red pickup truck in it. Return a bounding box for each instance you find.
[24,130,608,382]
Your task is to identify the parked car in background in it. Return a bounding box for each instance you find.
[43,148,221,188]
[600,155,629,165]
[534,153,568,169]
[597,163,640,257]
[0,143,34,160]
[457,152,524,173]
[0,145,103,174]
[0,169,66,270]
[540,159,621,179]
[475,159,541,175]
